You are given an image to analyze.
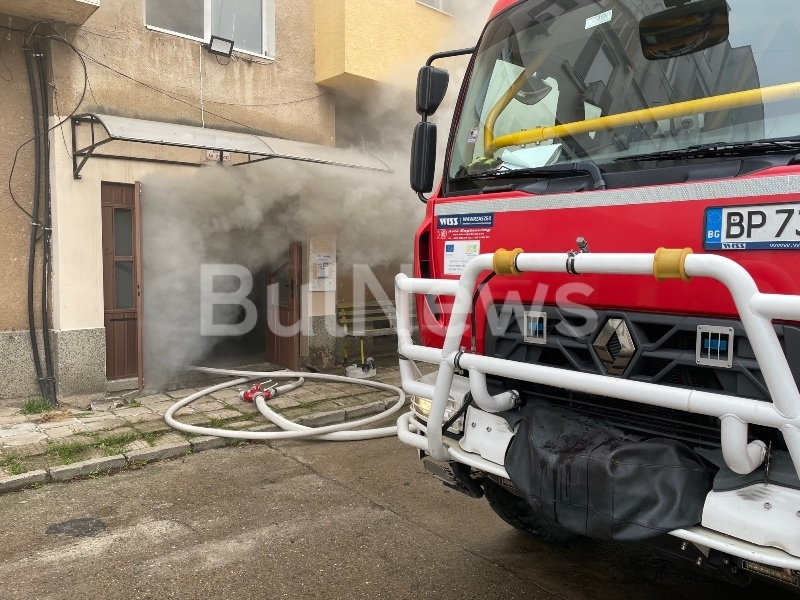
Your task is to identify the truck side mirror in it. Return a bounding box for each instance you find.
[410,122,437,193]
[417,66,450,116]
[639,0,729,61]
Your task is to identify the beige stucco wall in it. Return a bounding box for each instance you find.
[52,0,334,146]
[1,0,334,333]
[0,0,338,395]
[51,127,198,332]
[314,0,453,90]
[0,20,45,333]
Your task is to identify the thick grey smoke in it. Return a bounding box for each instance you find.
[142,1,493,385]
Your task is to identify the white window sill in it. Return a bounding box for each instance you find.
[416,2,454,17]
[145,25,274,62]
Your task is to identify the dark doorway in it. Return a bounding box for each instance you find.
[266,242,302,370]
[101,181,143,386]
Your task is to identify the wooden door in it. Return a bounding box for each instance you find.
[266,242,302,370]
[101,182,143,385]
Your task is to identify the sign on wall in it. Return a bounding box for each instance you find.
[309,234,336,292]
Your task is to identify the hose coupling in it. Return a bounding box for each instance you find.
[239,382,276,403]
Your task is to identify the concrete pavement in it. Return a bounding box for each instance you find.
[0,367,411,491]
[0,431,795,599]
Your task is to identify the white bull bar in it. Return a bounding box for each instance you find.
[394,249,800,567]
[395,250,800,474]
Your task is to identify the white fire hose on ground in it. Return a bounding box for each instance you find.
[164,367,406,441]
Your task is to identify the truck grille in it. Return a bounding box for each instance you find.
[484,306,800,450]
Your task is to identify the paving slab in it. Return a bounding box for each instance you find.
[128,420,171,434]
[203,409,244,420]
[81,417,127,431]
[1,431,49,446]
[139,394,173,406]
[3,442,48,457]
[165,389,199,399]
[111,406,153,417]
[0,422,37,436]
[267,397,301,410]
[0,415,27,425]
[124,412,166,424]
[78,412,124,424]
[45,425,91,439]
[209,388,242,400]
[157,432,192,446]
[124,440,155,452]
[171,413,211,425]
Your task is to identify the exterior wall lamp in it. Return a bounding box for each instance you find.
[207,35,235,58]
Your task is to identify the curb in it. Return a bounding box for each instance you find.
[0,397,401,494]
[0,469,48,494]
[125,442,191,464]
[50,455,127,482]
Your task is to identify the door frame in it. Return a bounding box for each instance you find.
[101,181,144,389]
[134,181,143,390]
[266,242,302,370]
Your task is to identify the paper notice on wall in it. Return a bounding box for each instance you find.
[309,234,336,292]
[444,241,480,276]
[315,253,331,279]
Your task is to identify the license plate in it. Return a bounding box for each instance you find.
[704,202,800,250]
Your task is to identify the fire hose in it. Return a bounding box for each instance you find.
[164,367,406,441]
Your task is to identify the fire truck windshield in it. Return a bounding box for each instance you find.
[449,0,800,180]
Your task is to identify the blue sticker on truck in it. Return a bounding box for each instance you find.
[704,202,800,250]
[437,213,494,229]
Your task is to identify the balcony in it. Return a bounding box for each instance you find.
[314,0,452,91]
[0,0,99,25]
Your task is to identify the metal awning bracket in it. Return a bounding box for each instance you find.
[72,115,114,179]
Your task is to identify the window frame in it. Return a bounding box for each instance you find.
[144,0,275,60]
[416,0,455,17]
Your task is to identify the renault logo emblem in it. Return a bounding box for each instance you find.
[593,318,636,376]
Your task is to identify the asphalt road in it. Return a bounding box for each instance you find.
[0,432,797,600]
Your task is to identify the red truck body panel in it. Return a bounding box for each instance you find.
[416,166,800,352]
[489,0,521,19]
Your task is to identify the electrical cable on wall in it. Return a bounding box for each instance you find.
[34,41,57,404]
[3,22,88,222]
[22,41,46,400]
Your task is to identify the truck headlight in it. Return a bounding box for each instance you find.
[411,395,465,433]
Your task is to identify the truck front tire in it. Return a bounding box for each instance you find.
[482,480,577,544]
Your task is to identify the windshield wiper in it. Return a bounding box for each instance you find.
[459,161,607,190]
[616,138,800,162]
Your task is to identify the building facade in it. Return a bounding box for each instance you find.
[0,0,462,403]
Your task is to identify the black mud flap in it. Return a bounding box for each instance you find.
[504,404,712,541]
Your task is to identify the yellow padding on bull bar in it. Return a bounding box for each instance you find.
[653,248,693,282]
[493,248,524,276]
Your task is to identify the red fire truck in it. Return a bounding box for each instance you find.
[395,0,800,590]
